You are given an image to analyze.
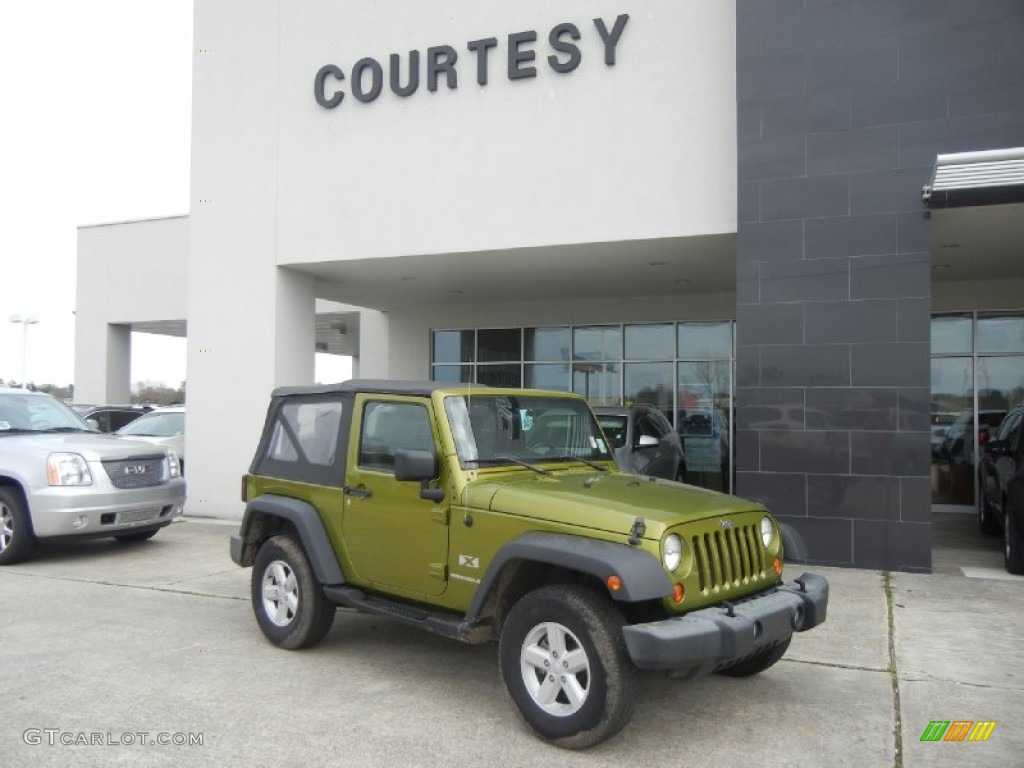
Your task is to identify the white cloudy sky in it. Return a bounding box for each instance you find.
[0,2,349,391]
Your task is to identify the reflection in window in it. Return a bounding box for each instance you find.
[625,324,674,360]
[573,326,621,362]
[624,362,673,411]
[525,363,570,391]
[476,364,522,388]
[978,314,1024,355]
[477,328,521,363]
[572,363,620,405]
[931,315,972,355]
[525,327,570,361]
[679,322,732,358]
[433,330,475,363]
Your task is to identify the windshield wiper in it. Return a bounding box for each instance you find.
[0,428,35,435]
[486,456,553,476]
[543,455,610,472]
[38,427,92,433]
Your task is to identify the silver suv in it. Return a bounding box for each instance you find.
[0,388,186,565]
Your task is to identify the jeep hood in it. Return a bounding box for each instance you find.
[462,470,766,539]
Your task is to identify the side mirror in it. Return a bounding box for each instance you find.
[86,418,100,431]
[394,449,444,502]
[635,434,659,450]
[985,439,1011,457]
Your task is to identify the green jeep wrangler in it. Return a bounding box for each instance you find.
[231,381,828,748]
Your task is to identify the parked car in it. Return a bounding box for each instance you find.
[0,388,185,565]
[593,404,686,481]
[930,412,956,458]
[116,406,186,474]
[978,404,1024,573]
[940,409,1007,465]
[70,403,152,433]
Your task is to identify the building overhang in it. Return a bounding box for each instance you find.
[923,147,1024,209]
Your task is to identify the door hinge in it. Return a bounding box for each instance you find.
[429,562,448,580]
[430,507,449,525]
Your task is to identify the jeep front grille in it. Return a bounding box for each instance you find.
[692,524,766,592]
[102,457,166,489]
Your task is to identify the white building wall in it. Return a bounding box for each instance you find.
[75,217,189,403]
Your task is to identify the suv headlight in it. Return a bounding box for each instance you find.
[663,533,683,572]
[47,453,93,486]
[761,516,775,547]
[167,450,181,478]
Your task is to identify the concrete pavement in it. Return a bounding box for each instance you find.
[0,518,1020,768]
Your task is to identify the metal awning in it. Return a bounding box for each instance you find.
[923,147,1024,208]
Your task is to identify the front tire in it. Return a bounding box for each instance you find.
[1006,512,1024,575]
[0,487,35,565]
[498,584,636,749]
[717,638,791,677]
[115,528,161,543]
[978,488,1001,535]
[251,534,335,649]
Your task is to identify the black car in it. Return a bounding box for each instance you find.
[70,404,152,433]
[978,404,1024,574]
[593,404,686,481]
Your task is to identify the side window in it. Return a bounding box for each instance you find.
[92,412,113,432]
[270,400,343,466]
[359,401,434,472]
[111,411,139,431]
[997,410,1021,443]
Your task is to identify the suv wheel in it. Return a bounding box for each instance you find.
[717,638,791,677]
[251,534,335,649]
[0,487,35,566]
[498,584,636,749]
[978,489,1001,535]
[1006,512,1024,575]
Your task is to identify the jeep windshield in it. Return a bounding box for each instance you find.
[444,394,612,469]
[0,392,96,434]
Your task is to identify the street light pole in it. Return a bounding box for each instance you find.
[8,314,40,388]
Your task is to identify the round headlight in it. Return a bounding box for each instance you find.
[663,534,682,572]
[761,516,775,547]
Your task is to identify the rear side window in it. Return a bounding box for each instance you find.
[359,401,434,472]
[253,396,346,484]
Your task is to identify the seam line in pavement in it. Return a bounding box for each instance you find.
[784,658,889,674]
[884,571,903,768]
[0,572,247,601]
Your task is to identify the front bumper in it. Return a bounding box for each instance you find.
[623,572,828,673]
[29,479,187,538]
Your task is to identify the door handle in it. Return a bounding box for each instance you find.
[343,485,372,499]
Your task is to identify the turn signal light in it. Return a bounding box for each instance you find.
[672,583,684,603]
[773,557,783,575]
[606,575,622,592]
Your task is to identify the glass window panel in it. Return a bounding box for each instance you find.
[432,365,473,384]
[624,324,674,360]
[930,356,974,506]
[573,326,621,362]
[433,330,474,363]
[572,362,620,406]
[931,315,972,355]
[525,363,570,391]
[477,328,521,363]
[978,315,1024,355]
[476,364,522,388]
[678,360,731,493]
[977,357,1024,413]
[624,362,673,412]
[525,327,570,361]
[678,322,732,359]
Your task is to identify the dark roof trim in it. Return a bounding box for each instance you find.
[924,147,1024,209]
[271,379,490,398]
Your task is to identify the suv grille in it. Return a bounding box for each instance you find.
[102,457,166,489]
[692,524,767,592]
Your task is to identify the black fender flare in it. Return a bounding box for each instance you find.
[230,494,345,586]
[465,531,672,622]
[780,522,809,563]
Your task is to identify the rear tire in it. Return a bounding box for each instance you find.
[251,534,335,649]
[718,638,791,677]
[0,487,35,566]
[498,584,636,749]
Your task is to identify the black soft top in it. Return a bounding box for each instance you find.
[271,379,489,399]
